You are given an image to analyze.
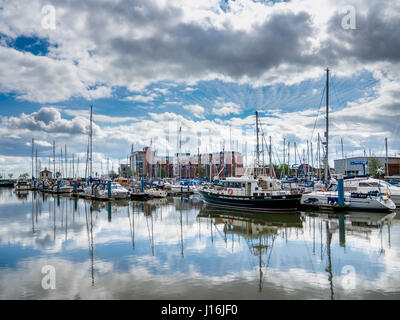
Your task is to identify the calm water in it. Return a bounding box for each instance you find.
[0,187,399,300]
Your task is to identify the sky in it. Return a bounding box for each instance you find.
[0,0,399,176]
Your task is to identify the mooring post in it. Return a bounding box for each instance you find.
[339,215,345,247]
[108,202,112,222]
[338,175,344,206]
[73,181,77,194]
[108,180,112,199]
[57,180,60,193]
[141,177,144,193]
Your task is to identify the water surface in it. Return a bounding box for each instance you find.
[0,188,399,299]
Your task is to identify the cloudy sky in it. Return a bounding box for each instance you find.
[0,0,399,176]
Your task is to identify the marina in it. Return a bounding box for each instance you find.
[0,187,399,299]
[0,0,399,304]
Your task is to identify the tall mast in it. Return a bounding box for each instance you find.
[35,148,38,180]
[324,68,329,185]
[269,136,272,178]
[89,105,93,178]
[65,144,67,178]
[32,138,34,179]
[317,132,321,179]
[310,141,314,178]
[256,111,260,168]
[307,140,309,177]
[262,132,265,175]
[53,140,56,177]
[288,141,290,176]
[283,137,286,176]
[294,142,297,177]
[385,137,388,177]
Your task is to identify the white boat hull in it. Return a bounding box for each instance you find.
[301,191,396,211]
[145,189,167,198]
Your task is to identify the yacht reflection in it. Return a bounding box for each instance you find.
[198,206,303,292]
[301,210,396,300]
[15,190,29,200]
[173,196,203,211]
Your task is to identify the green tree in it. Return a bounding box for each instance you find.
[194,167,204,177]
[20,172,29,179]
[159,167,167,178]
[8,173,13,179]
[368,158,384,178]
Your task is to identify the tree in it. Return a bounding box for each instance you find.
[194,167,204,177]
[159,167,167,178]
[20,173,29,179]
[0,174,2,179]
[368,158,384,178]
[8,173,13,179]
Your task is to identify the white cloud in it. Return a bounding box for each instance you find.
[123,94,157,103]
[212,100,241,116]
[183,104,205,118]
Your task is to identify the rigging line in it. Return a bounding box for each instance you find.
[260,235,276,287]
[330,76,383,154]
[310,86,326,143]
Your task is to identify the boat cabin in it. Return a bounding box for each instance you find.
[216,176,284,197]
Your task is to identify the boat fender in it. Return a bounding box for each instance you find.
[228,188,233,195]
[136,189,139,194]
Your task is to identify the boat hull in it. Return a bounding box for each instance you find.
[301,192,396,211]
[198,190,301,212]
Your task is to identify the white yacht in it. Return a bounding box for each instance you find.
[166,182,195,194]
[342,177,400,207]
[144,188,167,198]
[14,179,31,192]
[301,183,396,211]
[53,180,73,194]
[109,182,129,199]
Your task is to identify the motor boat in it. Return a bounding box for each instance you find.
[144,188,167,198]
[342,177,400,207]
[14,179,31,192]
[198,175,302,212]
[53,180,73,194]
[301,183,396,211]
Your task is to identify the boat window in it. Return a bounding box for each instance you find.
[359,182,379,187]
[327,184,337,191]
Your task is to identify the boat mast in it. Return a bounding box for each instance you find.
[32,138,34,180]
[294,142,297,177]
[269,136,272,178]
[53,140,56,178]
[256,111,260,171]
[317,133,321,179]
[89,105,93,178]
[385,137,388,177]
[324,68,329,186]
[288,141,291,177]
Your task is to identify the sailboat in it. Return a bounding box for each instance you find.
[300,69,396,212]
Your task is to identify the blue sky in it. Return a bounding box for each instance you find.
[0,0,399,175]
